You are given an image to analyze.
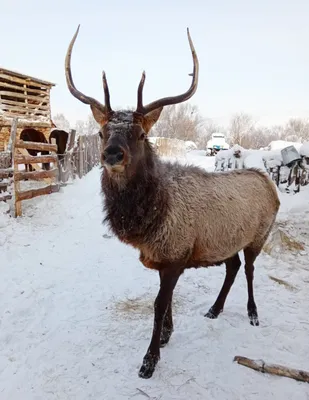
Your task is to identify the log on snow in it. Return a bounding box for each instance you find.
[234,356,309,383]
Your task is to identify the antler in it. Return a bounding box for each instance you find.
[135,28,199,115]
[65,25,113,114]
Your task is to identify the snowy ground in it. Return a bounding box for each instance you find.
[1,150,309,400]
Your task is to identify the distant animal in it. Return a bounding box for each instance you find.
[49,129,69,165]
[19,129,50,171]
[65,25,280,379]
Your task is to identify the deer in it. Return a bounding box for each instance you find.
[64,25,280,379]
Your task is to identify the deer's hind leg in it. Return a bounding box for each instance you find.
[205,253,241,319]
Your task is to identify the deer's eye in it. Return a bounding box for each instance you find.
[139,132,146,141]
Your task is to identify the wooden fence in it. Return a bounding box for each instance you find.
[13,138,59,217]
[58,131,101,184]
[1,120,101,216]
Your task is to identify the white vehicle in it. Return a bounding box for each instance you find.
[206,132,229,156]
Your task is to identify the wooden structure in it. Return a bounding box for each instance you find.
[56,131,101,184]
[0,67,55,151]
[13,136,59,217]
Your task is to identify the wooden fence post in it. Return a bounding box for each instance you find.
[78,135,84,178]
[12,120,21,217]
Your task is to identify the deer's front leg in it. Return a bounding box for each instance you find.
[138,269,180,379]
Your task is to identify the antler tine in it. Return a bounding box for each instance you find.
[136,70,146,112]
[102,71,112,113]
[65,25,111,113]
[135,28,199,115]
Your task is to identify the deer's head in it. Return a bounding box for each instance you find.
[65,25,199,177]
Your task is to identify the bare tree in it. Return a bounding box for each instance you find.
[229,113,255,146]
[282,118,309,141]
[85,114,100,135]
[150,103,205,142]
[75,120,86,136]
[52,113,70,131]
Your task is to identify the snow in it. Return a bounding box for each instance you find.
[299,142,309,157]
[266,140,303,152]
[185,140,197,151]
[1,151,309,399]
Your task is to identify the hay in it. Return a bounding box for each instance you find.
[113,293,184,320]
[264,224,305,257]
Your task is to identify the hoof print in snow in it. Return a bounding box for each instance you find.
[103,234,112,239]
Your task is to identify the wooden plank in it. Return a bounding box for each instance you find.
[0,107,49,118]
[0,90,49,102]
[0,119,51,128]
[0,168,13,179]
[15,154,58,165]
[0,73,54,89]
[0,182,9,189]
[17,148,46,172]
[78,135,84,178]
[15,168,58,182]
[0,81,49,96]
[0,98,49,110]
[16,140,57,152]
[12,121,21,217]
[16,184,60,201]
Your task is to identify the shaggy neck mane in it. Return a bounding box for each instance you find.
[101,139,168,244]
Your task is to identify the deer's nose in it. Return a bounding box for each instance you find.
[103,145,124,165]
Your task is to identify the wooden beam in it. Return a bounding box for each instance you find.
[16,184,60,201]
[1,103,49,118]
[15,154,58,165]
[0,119,51,128]
[0,90,49,103]
[0,73,54,89]
[15,140,57,152]
[15,168,58,182]
[0,98,49,110]
[0,81,49,95]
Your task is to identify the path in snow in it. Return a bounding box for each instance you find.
[1,152,309,400]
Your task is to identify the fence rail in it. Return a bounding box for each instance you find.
[1,121,101,215]
[13,137,60,217]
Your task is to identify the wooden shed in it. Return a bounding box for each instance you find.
[0,67,55,151]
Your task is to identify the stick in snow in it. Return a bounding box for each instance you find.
[233,356,309,383]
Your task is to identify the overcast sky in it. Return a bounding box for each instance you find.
[1,0,308,127]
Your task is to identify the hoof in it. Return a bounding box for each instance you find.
[205,306,222,319]
[138,354,159,379]
[160,328,173,348]
[248,310,259,326]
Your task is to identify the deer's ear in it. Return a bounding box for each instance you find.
[90,105,108,126]
[141,107,163,134]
